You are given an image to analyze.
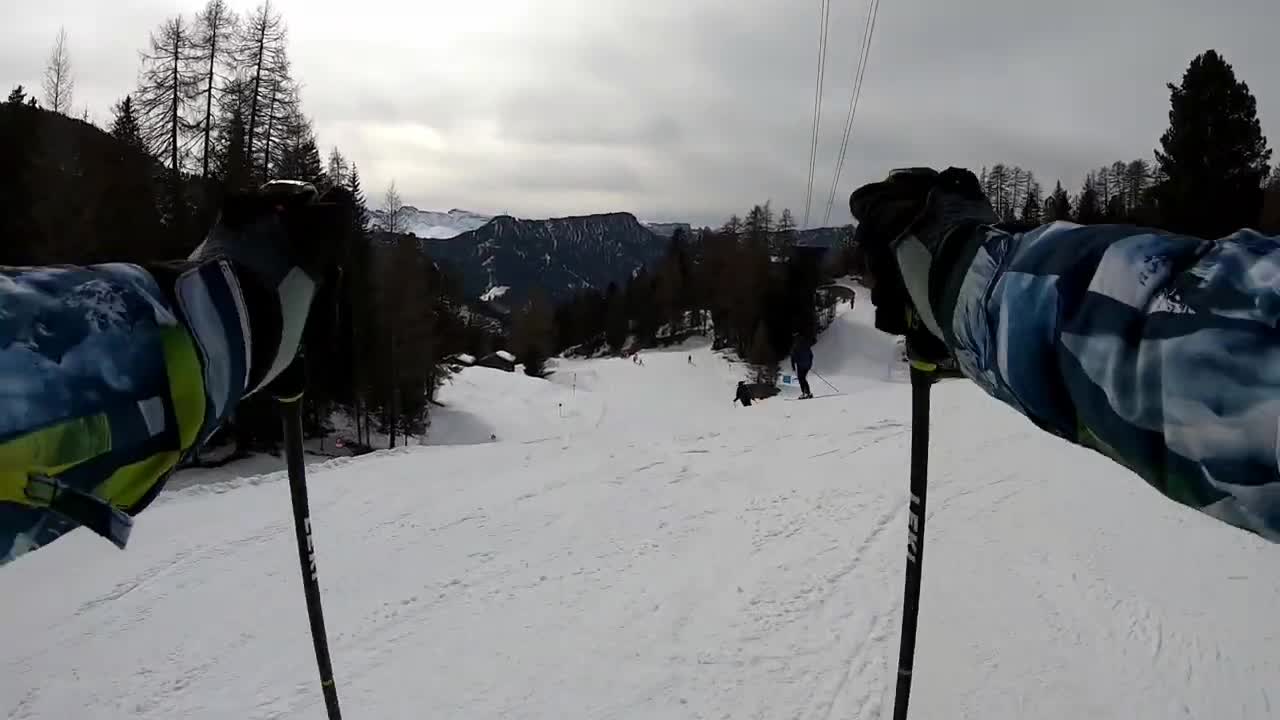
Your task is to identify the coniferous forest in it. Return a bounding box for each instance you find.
[4,17,1279,453]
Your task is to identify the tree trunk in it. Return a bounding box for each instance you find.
[169,29,180,174]
[245,19,266,165]
[201,29,217,179]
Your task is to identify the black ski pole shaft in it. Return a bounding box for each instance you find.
[282,397,343,720]
[892,365,933,720]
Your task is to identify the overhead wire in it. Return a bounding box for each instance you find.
[822,0,882,226]
[802,0,833,230]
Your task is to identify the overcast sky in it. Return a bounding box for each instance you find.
[3,0,1278,226]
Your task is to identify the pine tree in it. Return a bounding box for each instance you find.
[1156,50,1272,237]
[136,16,200,173]
[382,180,405,234]
[6,86,28,105]
[748,321,777,386]
[276,110,324,183]
[604,281,628,351]
[109,96,147,154]
[744,203,772,247]
[1124,159,1152,214]
[348,163,369,231]
[42,27,74,115]
[258,68,298,182]
[1045,181,1072,222]
[720,214,742,237]
[776,207,797,250]
[512,289,554,376]
[1075,173,1102,224]
[1021,180,1043,224]
[1008,166,1026,221]
[189,0,238,180]
[213,80,252,191]
[238,0,290,180]
[327,147,349,188]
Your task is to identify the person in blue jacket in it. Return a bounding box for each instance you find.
[0,180,338,565]
[790,332,815,399]
[850,167,1279,543]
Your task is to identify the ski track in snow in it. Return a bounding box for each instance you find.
[3,295,1279,719]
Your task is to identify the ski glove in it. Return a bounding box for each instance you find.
[188,180,341,400]
[848,167,996,360]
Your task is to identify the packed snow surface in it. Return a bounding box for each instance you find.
[3,294,1277,719]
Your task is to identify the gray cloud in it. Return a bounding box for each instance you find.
[3,0,1278,227]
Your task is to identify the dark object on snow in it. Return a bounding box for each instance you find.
[735,381,780,406]
[477,351,516,372]
[790,333,814,399]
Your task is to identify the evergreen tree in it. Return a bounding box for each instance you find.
[1045,181,1072,222]
[604,281,628,351]
[1021,180,1043,224]
[1155,50,1272,237]
[511,289,554,376]
[213,84,252,191]
[109,96,147,154]
[1075,173,1102,224]
[654,231,690,333]
[743,203,772,247]
[720,214,742,237]
[347,163,369,231]
[1124,159,1152,214]
[276,111,324,183]
[748,321,777,385]
[775,208,797,250]
[6,86,28,105]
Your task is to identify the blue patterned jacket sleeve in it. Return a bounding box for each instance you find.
[0,260,251,565]
[945,220,1280,541]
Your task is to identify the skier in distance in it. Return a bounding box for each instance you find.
[790,332,815,399]
[850,166,1280,543]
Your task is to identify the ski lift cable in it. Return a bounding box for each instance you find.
[802,0,833,230]
[823,0,882,226]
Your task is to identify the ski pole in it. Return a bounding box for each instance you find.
[281,393,344,720]
[812,370,840,393]
[892,363,934,720]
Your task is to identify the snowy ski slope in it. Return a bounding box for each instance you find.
[3,296,1277,719]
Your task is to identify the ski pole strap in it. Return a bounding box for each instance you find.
[24,474,133,549]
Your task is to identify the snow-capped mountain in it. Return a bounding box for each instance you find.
[372,207,492,239]
[375,205,693,242]
[418,212,667,306]
[642,221,692,238]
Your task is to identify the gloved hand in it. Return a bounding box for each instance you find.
[848,167,995,367]
[189,180,342,399]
